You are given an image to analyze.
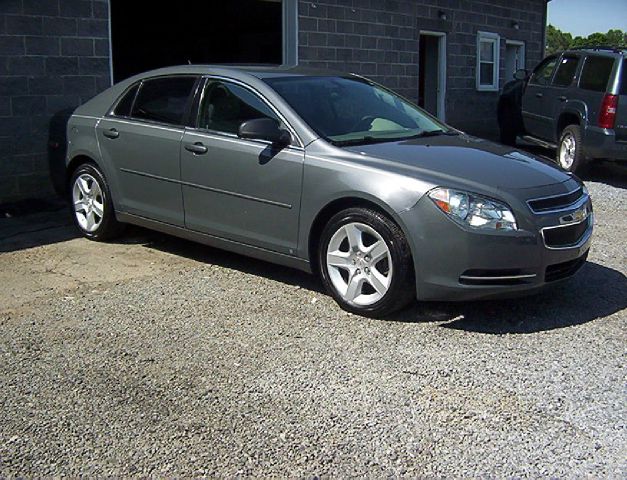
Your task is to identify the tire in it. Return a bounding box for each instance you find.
[557,124,588,173]
[69,162,124,240]
[318,208,415,317]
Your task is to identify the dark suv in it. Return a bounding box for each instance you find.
[498,47,627,172]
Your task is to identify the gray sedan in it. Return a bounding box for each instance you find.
[66,66,593,316]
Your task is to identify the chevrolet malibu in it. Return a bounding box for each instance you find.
[66,66,593,316]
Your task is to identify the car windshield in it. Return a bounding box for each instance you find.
[264,75,452,146]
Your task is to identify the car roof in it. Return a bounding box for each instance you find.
[562,47,626,57]
[130,64,351,81]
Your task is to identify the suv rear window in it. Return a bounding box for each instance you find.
[621,60,627,95]
[579,56,615,92]
[131,76,197,125]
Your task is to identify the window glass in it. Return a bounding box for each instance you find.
[579,56,615,92]
[265,76,445,144]
[131,76,197,125]
[113,83,139,116]
[552,55,579,87]
[477,33,500,90]
[198,80,278,134]
[529,56,558,86]
[621,60,627,95]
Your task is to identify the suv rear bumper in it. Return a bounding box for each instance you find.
[584,126,627,161]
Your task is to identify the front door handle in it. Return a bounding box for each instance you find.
[184,142,208,154]
[558,95,567,102]
[103,128,119,139]
[535,92,543,98]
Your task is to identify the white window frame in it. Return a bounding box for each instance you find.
[476,31,500,91]
[282,0,298,66]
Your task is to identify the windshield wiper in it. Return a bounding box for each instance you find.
[407,129,459,139]
[332,129,459,147]
[332,136,396,147]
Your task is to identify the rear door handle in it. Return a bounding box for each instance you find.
[535,93,543,98]
[558,96,567,102]
[103,128,119,139]
[184,142,208,154]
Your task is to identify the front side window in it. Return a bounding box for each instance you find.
[265,75,448,146]
[131,76,197,125]
[579,56,615,92]
[197,80,278,135]
[476,32,500,91]
[529,56,558,86]
[552,55,580,87]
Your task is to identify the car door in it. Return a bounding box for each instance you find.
[180,78,304,254]
[547,54,581,141]
[96,75,198,226]
[522,55,559,139]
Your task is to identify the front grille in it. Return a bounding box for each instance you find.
[543,217,590,248]
[528,188,584,213]
[545,250,588,282]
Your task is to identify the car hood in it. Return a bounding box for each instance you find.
[342,134,571,190]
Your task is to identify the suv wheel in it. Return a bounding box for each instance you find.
[318,208,415,317]
[70,163,124,240]
[557,125,587,173]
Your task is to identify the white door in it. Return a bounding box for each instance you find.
[418,31,446,122]
[505,41,525,82]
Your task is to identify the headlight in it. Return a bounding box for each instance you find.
[428,187,518,231]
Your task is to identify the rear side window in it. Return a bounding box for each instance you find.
[579,56,615,92]
[529,56,558,86]
[131,76,197,125]
[552,55,580,87]
[113,83,139,117]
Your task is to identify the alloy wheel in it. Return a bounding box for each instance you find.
[72,173,104,232]
[325,222,393,306]
[559,132,576,170]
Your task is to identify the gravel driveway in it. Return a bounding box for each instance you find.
[1,161,625,477]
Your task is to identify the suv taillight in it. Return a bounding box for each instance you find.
[599,94,618,129]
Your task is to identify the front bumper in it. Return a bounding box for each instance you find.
[399,194,593,301]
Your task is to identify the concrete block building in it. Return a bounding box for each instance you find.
[0,0,549,203]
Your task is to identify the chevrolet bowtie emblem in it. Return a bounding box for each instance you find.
[560,206,588,225]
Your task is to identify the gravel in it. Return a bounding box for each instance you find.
[0,162,625,477]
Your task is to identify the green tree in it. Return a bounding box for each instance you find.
[545,25,626,55]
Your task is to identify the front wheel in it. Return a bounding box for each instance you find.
[318,208,415,317]
[70,163,124,240]
[557,125,588,173]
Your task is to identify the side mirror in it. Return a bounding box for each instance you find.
[514,69,528,80]
[238,118,292,146]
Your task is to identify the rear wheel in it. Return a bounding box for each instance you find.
[557,124,588,173]
[318,208,414,317]
[70,163,124,240]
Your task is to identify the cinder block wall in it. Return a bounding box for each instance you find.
[297,0,546,138]
[0,0,111,204]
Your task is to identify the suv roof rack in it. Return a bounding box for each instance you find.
[569,45,626,53]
